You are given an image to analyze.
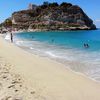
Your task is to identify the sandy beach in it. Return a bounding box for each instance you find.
[0,36,100,100]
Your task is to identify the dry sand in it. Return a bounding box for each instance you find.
[0,36,100,100]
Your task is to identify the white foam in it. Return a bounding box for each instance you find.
[46,51,57,57]
[15,41,24,45]
[12,37,100,82]
[30,47,34,50]
[5,34,10,40]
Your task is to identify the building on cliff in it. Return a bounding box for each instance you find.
[28,3,37,10]
[12,17,16,24]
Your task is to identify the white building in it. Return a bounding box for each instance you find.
[28,3,37,10]
[12,17,16,24]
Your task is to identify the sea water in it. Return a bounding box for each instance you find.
[5,30,100,81]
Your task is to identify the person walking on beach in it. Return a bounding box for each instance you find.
[10,32,13,43]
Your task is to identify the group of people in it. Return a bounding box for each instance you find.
[83,43,89,48]
[9,32,90,49]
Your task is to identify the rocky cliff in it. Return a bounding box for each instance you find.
[2,2,96,30]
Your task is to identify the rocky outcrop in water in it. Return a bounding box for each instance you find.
[1,2,96,30]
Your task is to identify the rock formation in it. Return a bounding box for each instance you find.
[1,2,96,30]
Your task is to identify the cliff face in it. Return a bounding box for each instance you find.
[3,2,97,30]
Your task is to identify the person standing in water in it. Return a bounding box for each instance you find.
[84,43,89,48]
[51,39,54,43]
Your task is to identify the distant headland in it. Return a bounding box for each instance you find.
[0,2,96,32]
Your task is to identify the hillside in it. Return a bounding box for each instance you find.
[1,2,96,31]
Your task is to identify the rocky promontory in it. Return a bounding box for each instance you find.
[1,2,96,31]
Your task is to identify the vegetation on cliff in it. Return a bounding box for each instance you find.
[1,2,96,30]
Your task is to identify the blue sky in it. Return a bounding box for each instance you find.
[0,0,100,27]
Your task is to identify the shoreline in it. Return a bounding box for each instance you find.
[2,28,97,35]
[0,35,100,100]
[15,28,97,33]
[9,31,100,83]
[14,44,100,84]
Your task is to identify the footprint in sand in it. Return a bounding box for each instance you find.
[0,83,3,90]
[1,96,23,100]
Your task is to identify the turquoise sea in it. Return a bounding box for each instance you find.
[5,29,100,81]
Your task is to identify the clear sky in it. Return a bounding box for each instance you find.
[0,0,100,27]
